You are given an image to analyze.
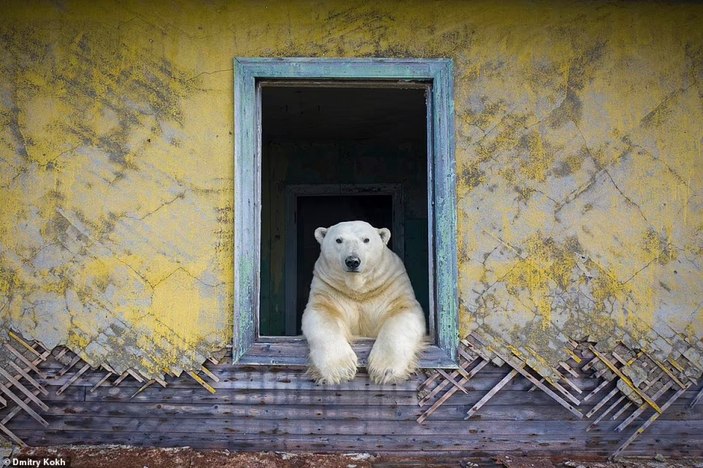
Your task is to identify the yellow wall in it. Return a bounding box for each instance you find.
[1,0,701,380]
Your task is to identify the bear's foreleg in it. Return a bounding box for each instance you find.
[301,307,358,384]
[368,308,425,384]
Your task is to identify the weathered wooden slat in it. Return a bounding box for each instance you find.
[4,343,46,379]
[113,371,131,386]
[8,360,48,395]
[589,345,662,413]
[583,379,611,402]
[419,359,488,409]
[587,394,627,431]
[465,369,517,420]
[89,372,113,393]
[689,383,703,409]
[615,381,673,433]
[28,400,654,422]
[490,349,584,419]
[10,412,676,435]
[58,355,82,376]
[0,384,49,427]
[0,367,49,411]
[435,369,468,395]
[0,423,26,446]
[187,371,216,394]
[586,387,620,419]
[8,331,43,358]
[56,363,91,395]
[11,426,703,455]
[611,384,691,459]
[4,430,606,454]
[130,381,155,399]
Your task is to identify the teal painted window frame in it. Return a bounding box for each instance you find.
[234,58,458,368]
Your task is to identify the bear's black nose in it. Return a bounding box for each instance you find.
[345,256,361,271]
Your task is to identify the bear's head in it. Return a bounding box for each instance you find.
[314,221,391,275]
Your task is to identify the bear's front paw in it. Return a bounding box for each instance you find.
[368,348,417,384]
[308,344,358,384]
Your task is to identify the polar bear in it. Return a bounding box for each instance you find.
[301,220,426,384]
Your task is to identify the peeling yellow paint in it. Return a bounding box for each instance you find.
[1,0,702,380]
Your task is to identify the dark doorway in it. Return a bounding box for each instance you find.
[260,83,429,336]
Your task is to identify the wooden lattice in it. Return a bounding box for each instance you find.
[418,332,701,459]
[0,331,220,446]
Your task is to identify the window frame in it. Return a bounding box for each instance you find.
[234,58,458,368]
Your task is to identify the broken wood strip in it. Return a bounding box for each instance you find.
[688,384,703,409]
[130,381,155,399]
[586,386,620,418]
[8,331,41,358]
[453,362,473,382]
[4,343,47,379]
[418,359,487,408]
[564,348,583,365]
[668,356,686,373]
[0,384,49,427]
[8,360,47,395]
[611,384,691,459]
[127,370,145,383]
[113,371,130,386]
[611,351,629,366]
[57,363,91,395]
[587,395,627,431]
[609,370,665,421]
[187,371,216,394]
[418,346,476,394]
[559,361,580,378]
[89,372,113,393]
[643,351,687,389]
[0,367,49,411]
[465,369,518,420]
[53,348,69,361]
[589,345,662,413]
[583,378,611,402]
[1,389,41,425]
[417,360,488,424]
[417,372,442,394]
[548,377,581,403]
[594,365,613,380]
[58,355,82,376]
[418,357,480,406]
[581,356,599,372]
[436,369,468,395]
[457,346,478,364]
[614,381,674,432]
[200,366,220,383]
[207,356,219,365]
[154,376,168,387]
[527,378,544,393]
[0,423,26,446]
[492,350,583,419]
[562,376,583,395]
[417,361,490,423]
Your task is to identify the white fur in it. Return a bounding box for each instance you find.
[301,221,426,384]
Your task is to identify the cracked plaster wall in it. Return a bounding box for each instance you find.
[0,0,701,380]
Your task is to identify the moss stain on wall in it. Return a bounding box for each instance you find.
[0,0,701,380]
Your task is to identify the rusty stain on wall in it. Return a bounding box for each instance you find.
[0,1,701,382]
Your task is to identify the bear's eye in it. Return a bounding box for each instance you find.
[335,238,342,244]
[363,238,370,243]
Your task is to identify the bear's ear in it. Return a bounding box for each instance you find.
[378,228,391,246]
[314,227,328,245]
